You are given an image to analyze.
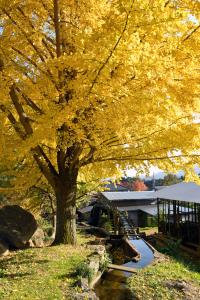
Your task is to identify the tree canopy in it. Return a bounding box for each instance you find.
[162,173,181,186]
[0,0,200,243]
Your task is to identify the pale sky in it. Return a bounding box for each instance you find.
[125,165,200,179]
[125,166,165,179]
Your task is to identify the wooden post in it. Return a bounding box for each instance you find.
[157,198,160,232]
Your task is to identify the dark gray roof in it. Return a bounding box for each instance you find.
[155,186,168,191]
[102,191,156,201]
[155,182,200,204]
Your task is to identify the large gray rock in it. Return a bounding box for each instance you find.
[0,239,9,256]
[0,205,37,249]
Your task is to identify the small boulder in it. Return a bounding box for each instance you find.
[86,244,106,256]
[74,291,99,300]
[165,280,200,300]
[77,277,89,291]
[0,205,37,249]
[30,228,45,247]
[89,256,100,276]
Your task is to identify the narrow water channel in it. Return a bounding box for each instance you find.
[124,239,154,269]
[95,238,154,300]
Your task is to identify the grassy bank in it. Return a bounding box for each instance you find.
[139,227,158,236]
[128,253,200,300]
[0,235,92,300]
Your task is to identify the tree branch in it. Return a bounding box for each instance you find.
[99,115,191,148]
[79,145,96,167]
[182,24,200,43]
[36,146,58,177]
[93,154,200,163]
[4,9,59,90]
[32,146,58,189]
[0,104,26,139]
[53,0,61,58]
[87,0,134,95]
[9,85,33,135]
[17,7,55,59]
[17,89,44,115]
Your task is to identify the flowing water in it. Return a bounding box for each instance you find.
[95,238,154,300]
[124,239,154,269]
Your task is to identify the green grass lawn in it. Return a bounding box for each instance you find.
[0,235,92,300]
[128,253,200,300]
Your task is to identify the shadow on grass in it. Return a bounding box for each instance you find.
[0,255,49,267]
[55,262,80,284]
[0,271,32,279]
[57,271,75,280]
[0,252,50,281]
[10,259,49,265]
[155,242,200,274]
[171,254,200,273]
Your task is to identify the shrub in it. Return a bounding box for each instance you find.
[160,239,181,256]
[99,252,112,271]
[99,214,113,232]
[75,261,94,283]
[0,268,5,278]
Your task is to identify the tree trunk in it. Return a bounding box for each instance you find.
[53,169,78,245]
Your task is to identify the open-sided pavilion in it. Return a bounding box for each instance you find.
[155,182,200,252]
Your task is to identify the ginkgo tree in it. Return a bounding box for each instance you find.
[0,0,200,244]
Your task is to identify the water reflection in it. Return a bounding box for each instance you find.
[95,239,154,300]
[95,269,134,300]
[124,239,154,269]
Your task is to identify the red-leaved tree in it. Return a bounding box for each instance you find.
[133,180,148,191]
